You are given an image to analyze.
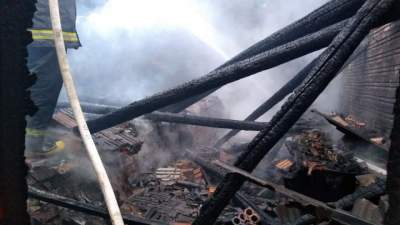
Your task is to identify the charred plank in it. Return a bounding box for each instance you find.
[145,112,268,131]
[59,102,268,131]
[28,187,165,225]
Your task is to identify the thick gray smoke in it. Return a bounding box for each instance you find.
[65,0,338,142]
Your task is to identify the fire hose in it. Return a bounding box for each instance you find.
[48,0,124,225]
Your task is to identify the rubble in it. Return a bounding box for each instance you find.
[25,5,397,223]
[2,0,398,224]
[28,105,392,225]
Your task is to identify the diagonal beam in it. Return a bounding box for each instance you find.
[162,0,367,113]
[214,59,318,148]
[191,0,396,224]
[83,20,347,134]
[214,38,373,148]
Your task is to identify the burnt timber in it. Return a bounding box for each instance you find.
[57,102,269,131]
[144,112,268,131]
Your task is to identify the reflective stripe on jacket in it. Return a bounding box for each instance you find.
[30,0,81,49]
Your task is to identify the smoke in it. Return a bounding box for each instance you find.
[64,0,339,142]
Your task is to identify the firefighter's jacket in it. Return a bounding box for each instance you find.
[30,0,81,49]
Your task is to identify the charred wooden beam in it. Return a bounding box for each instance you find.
[145,112,268,131]
[214,59,318,147]
[192,1,395,224]
[28,187,164,225]
[163,0,367,113]
[83,20,347,134]
[59,102,268,131]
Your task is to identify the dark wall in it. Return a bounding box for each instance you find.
[0,1,36,225]
[337,19,400,225]
[339,20,400,146]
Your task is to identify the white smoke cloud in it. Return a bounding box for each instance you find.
[66,0,332,141]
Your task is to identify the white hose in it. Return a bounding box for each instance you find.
[48,1,124,224]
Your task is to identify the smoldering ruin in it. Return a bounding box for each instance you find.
[15,0,400,225]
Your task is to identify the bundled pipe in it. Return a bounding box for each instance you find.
[48,1,123,224]
[28,187,161,225]
[231,208,261,225]
[83,20,347,134]
[214,59,318,147]
[163,0,367,113]
[145,112,268,131]
[233,193,275,225]
[192,1,396,224]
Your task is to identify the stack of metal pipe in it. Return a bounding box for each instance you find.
[231,208,261,225]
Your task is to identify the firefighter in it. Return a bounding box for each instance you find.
[25,0,81,158]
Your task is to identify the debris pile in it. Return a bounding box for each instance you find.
[27,105,390,225]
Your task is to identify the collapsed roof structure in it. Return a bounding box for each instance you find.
[2,0,400,225]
